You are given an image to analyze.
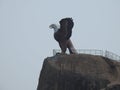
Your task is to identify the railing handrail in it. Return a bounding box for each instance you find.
[53,49,120,62]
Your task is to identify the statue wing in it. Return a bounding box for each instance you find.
[59,18,74,40]
[66,18,74,40]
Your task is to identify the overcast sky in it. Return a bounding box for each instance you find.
[0,0,120,90]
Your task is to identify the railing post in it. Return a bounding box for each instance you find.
[53,49,56,56]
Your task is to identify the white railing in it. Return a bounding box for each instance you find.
[53,49,120,62]
[105,50,120,61]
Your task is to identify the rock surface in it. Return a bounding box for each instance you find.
[37,54,120,90]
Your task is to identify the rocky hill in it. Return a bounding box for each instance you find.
[37,54,120,90]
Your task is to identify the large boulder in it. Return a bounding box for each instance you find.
[37,54,120,90]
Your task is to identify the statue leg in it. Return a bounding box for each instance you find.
[67,39,78,54]
[59,41,67,54]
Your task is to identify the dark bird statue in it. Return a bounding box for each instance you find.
[49,18,77,54]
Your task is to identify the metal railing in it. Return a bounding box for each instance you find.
[53,49,120,62]
[105,50,120,61]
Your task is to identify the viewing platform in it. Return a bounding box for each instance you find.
[53,49,120,62]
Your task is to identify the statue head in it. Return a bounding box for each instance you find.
[59,18,74,29]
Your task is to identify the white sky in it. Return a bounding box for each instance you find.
[0,0,120,90]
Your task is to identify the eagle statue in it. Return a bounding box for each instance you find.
[49,18,77,54]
